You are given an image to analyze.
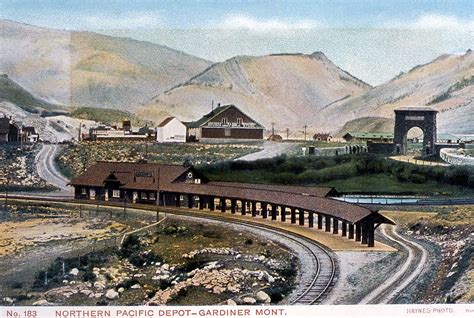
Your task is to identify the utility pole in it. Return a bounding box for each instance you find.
[156,168,160,222]
[286,128,289,140]
[304,125,307,141]
[271,123,275,137]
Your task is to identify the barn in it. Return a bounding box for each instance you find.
[186,104,264,141]
[156,117,187,143]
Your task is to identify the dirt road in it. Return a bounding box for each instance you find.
[236,141,295,161]
[35,144,69,192]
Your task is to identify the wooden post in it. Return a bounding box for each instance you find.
[231,199,236,214]
[271,204,277,220]
[348,223,355,239]
[291,208,296,224]
[241,200,246,215]
[261,203,268,219]
[317,214,323,229]
[342,221,347,237]
[325,216,331,232]
[280,206,286,222]
[187,194,193,209]
[308,211,314,228]
[220,198,226,212]
[333,218,339,234]
[355,223,362,242]
[209,197,215,211]
[299,209,304,226]
[251,202,257,217]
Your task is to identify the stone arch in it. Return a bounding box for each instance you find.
[394,107,437,156]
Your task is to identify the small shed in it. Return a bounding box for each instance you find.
[156,117,187,143]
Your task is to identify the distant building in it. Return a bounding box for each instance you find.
[342,132,393,143]
[88,120,153,141]
[0,115,39,143]
[186,104,264,141]
[313,133,332,142]
[156,117,187,143]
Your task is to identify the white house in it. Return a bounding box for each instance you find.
[156,117,187,143]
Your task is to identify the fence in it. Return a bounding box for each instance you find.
[440,148,474,166]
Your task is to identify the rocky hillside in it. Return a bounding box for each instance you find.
[0,19,212,110]
[139,52,371,131]
[322,50,474,134]
[334,117,394,137]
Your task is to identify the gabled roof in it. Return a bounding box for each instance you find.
[158,117,178,127]
[69,161,191,190]
[186,105,233,128]
[186,104,264,129]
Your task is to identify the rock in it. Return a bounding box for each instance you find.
[162,264,170,270]
[3,297,14,304]
[80,290,92,296]
[242,297,256,305]
[118,287,125,293]
[105,289,119,300]
[62,280,68,284]
[32,299,53,306]
[93,282,106,290]
[94,292,103,298]
[227,299,237,306]
[130,284,141,289]
[256,291,270,303]
[70,268,79,276]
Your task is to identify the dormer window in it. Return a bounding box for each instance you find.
[221,118,228,125]
[237,118,243,125]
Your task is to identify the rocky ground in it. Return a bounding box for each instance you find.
[0,215,297,306]
[56,141,262,179]
[0,144,55,192]
[382,207,473,304]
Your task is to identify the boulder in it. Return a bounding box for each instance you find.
[227,299,237,306]
[242,297,256,305]
[93,282,106,290]
[117,287,125,293]
[2,297,14,304]
[70,268,79,276]
[130,284,141,289]
[162,264,170,271]
[105,289,119,300]
[32,299,54,306]
[256,291,271,303]
[80,290,92,296]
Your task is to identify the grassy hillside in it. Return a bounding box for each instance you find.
[69,107,151,126]
[0,74,62,113]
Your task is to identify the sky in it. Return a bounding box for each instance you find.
[1,0,473,84]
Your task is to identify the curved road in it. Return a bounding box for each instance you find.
[359,224,428,304]
[237,141,294,161]
[35,144,70,192]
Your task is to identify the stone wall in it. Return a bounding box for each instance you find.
[440,148,474,165]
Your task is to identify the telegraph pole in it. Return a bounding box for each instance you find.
[286,128,289,140]
[304,125,307,141]
[271,123,275,137]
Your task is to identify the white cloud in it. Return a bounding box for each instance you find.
[388,13,474,30]
[81,11,163,29]
[215,15,318,31]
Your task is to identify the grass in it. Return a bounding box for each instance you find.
[381,206,473,226]
[320,174,474,196]
[201,153,474,196]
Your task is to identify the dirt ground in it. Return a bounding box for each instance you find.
[0,218,127,256]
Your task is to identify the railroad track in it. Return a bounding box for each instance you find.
[3,194,338,305]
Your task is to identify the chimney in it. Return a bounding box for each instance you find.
[217,103,221,108]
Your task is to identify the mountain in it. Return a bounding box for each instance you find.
[0,75,96,141]
[334,117,394,137]
[321,50,474,134]
[0,74,64,114]
[138,52,371,132]
[0,19,212,110]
